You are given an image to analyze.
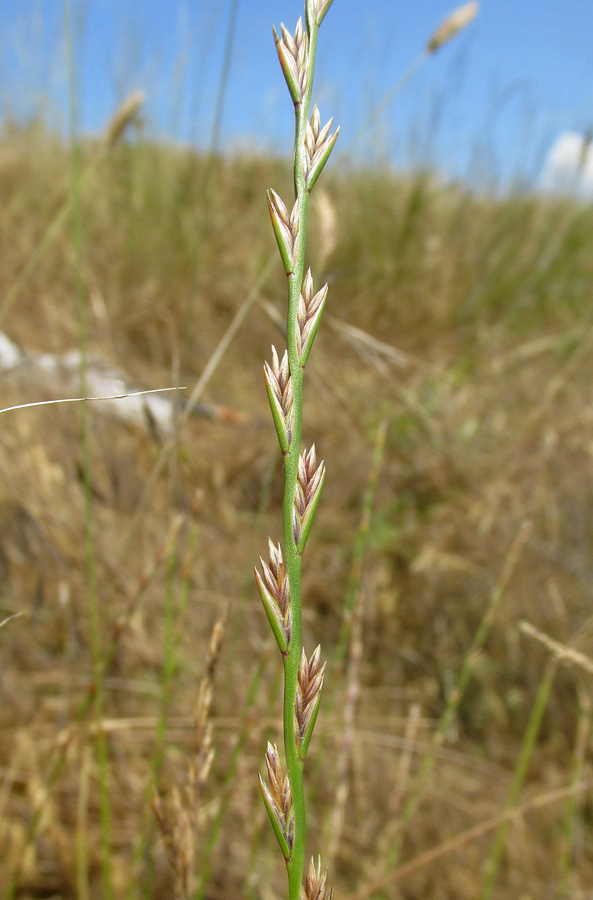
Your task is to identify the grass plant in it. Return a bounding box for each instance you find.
[255,3,338,899]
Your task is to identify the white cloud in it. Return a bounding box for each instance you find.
[540,131,593,199]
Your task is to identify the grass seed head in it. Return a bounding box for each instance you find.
[426,1,478,54]
[105,90,145,146]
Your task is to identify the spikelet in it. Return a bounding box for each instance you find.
[295,646,326,759]
[267,189,300,275]
[292,445,325,554]
[259,742,295,860]
[263,345,294,454]
[306,0,334,28]
[274,18,309,104]
[303,856,334,900]
[295,269,328,367]
[255,540,292,654]
[304,106,339,192]
[151,787,195,899]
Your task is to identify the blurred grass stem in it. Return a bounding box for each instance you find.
[342,2,478,161]
[479,658,557,899]
[0,92,144,330]
[65,1,113,897]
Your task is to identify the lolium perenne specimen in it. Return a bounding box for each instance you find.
[254,2,338,900]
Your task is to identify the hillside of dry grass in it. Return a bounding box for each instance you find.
[1,125,593,899]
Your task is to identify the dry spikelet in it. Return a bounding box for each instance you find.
[151,787,195,899]
[191,680,215,785]
[207,618,225,671]
[153,612,226,898]
[105,90,145,146]
[190,612,226,787]
[426,1,478,54]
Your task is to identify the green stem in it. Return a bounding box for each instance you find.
[559,689,592,896]
[65,3,112,897]
[480,658,557,900]
[282,18,320,900]
[185,0,239,358]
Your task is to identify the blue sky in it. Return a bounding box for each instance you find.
[1,1,593,191]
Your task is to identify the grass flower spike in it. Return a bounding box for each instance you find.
[256,2,336,899]
[426,1,479,53]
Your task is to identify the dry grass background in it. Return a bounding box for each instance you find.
[1,124,593,898]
